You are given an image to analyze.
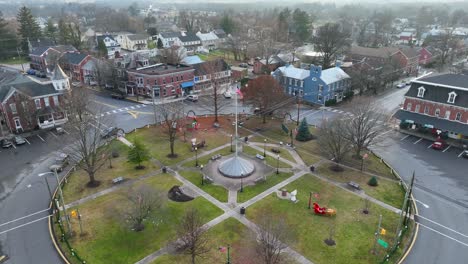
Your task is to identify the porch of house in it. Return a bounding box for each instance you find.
[37,108,68,129]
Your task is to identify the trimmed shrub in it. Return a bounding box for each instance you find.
[325,99,337,106]
[368,176,378,187]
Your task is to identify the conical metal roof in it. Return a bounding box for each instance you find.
[218,156,255,178]
[52,64,68,80]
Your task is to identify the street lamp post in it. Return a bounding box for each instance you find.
[240,177,244,193]
[226,244,231,264]
[276,155,280,174]
[39,169,72,236]
[263,139,267,157]
[230,134,233,152]
[200,164,204,185]
[195,147,199,167]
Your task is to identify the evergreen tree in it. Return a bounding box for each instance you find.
[128,139,150,169]
[157,38,163,49]
[44,19,57,43]
[220,14,236,34]
[16,6,42,53]
[292,9,311,43]
[97,39,108,58]
[0,11,17,60]
[295,118,313,142]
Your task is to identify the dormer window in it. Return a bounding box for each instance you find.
[447,91,457,104]
[417,86,425,98]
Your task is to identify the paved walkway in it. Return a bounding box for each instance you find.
[228,190,237,207]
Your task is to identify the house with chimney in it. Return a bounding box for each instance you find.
[29,45,78,74]
[0,66,70,134]
[59,53,92,83]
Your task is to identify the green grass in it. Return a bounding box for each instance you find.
[57,174,223,264]
[63,140,160,202]
[179,170,228,203]
[0,57,28,65]
[127,126,229,166]
[181,146,232,168]
[247,173,408,264]
[242,145,293,168]
[151,218,249,264]
[237,172,294,203]
[296,149,323,166]
[316,162,405,209]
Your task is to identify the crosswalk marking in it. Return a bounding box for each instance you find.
[130,106,135,109]
[112,110,117,113]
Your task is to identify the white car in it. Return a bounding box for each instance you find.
[223,91,232,98]
[89,81,98,86]
[71,82,82,87]
[396,83,406,88]
[185,95,198,102]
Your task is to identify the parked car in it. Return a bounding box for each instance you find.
[50,153,69,172]
[13,136,26,145]
[111,92,126,100]
[1,139,13,148]
[89,81,98,86]
[431,141,446,150]
[105,83,114,89]
[26,69,36,75]
[396,83,406,88]
[101,127,122,138]
[461,150,468,159]
[35,71,47,78]
[239,63,248,68]
[223,91,232,98]
[185,95,199,102]
[71,82,82,87]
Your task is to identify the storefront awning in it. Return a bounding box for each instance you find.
[181,81,194,89]
[394,110,468,135]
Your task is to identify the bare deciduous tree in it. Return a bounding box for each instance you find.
[175,208,210,264]
[243,75,292,123]
[318,119,351,168]
[343,98,388,157]
[313,23,350,69]
[65,89,109,187]
[158,102,184,158]
[122,185,166,231]
[161,46,185,65]
[179,10,197,33]
[253,210,293,264]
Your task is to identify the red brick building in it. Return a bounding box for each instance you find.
[59,53,92,83]
[394,47,420,76]
[29,45,78,73]
[126,64,195,98]
[395,73,468,140]
[0,66,70,135]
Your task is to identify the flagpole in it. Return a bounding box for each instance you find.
[235,83,238,157]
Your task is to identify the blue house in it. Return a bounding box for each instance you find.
[272,63,351,105]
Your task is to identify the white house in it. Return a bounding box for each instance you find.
[157,32,182,48]
[178,33,202,53]
[118,34,149,51]
[196,31,219,50]
[96,35,121,58]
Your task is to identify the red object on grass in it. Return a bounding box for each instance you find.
[219,246,227,253]
[313,202,327,214]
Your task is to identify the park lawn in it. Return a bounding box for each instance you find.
[237,172,294,203]
[242,146,292,168]
[296,149,323,166]
[62,140,159,202]
[0,57,28,64]
[127,125,228,166]
[316,162,405,209]
[181,146,232,168]
[247,173,406,264]
[57,174,223,264]
[179,170,228,202]
[151,217,250,264]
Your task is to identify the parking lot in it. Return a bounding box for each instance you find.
[399,134,467,158]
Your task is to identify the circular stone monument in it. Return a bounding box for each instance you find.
[218,156,255,178]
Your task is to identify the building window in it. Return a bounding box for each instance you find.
[9,104,17,114]
[424,106,429,114]
[415,105,420,113]
[445,110,451,119]
[14,118,21,129]
[435,108,440,117]
[44,97,50,107]
[294,79,298,86]
[163,79,166,84]
[317,95,323,102]
[53,96,59,106]
[300,81,304,87]
[417,87,425,98]
[406,103,412,111]
[318,84,323,93]
[455,112,461,121]
[35,99,41,109]
[447,91,457,103]
[154,80,158,85]
[171,77,174,83]
[289,78,292,85]
[176,76,179,81]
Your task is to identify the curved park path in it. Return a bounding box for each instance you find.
[64,139,402,264]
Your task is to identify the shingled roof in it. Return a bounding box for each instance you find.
[61,53,89,65]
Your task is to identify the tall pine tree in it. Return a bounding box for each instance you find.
[0,11,17,60]
[44,19,57,44]
[17,6,42,54]
[295,118,313,142]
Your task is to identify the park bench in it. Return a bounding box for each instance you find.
[347,181,360,190]
[203,175,214,183]
[112,176,124,184]
[211,154,222,161]
[256,154,265,160]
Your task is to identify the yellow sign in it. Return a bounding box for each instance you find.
[380,228,386,235]
[70,210,78,219]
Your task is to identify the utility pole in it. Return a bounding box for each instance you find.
[296,95,300,126]
[372,214,382,255]
[394,172,413,247]
[53,168,72,236]
[16,47,25,72]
